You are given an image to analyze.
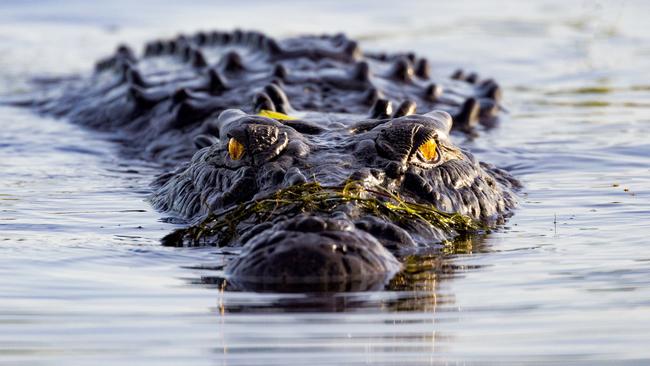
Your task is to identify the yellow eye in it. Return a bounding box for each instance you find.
[418,139,438,161]
[228,137,245,160]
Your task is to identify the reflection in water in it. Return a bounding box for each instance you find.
[189,237,491,363]
[192,235,488,314]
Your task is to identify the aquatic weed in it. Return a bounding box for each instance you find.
[163,181,483,247]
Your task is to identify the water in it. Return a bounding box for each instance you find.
[1,0,649,364]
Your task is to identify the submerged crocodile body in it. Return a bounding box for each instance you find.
[16,30,518,290]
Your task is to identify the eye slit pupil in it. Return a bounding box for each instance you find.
[228,137,245,160]
[418,139,438,161]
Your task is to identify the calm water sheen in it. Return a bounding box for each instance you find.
[1,1,649,365]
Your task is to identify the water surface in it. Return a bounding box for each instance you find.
[1,1,649,365]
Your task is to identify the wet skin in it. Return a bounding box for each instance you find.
[153,108,518,286]
[14,30,517,288]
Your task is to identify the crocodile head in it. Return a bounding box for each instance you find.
[152,107,518,287]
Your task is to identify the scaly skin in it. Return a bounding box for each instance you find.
[31,30,502,164]
[14,30,517,289]
[153,108,518,286]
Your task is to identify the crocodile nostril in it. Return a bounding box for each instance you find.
[288,216,327,232]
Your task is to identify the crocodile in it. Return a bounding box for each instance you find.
[11,30,518,290]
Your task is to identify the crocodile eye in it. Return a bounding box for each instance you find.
[228,137,245,160]
[418,139,438,161]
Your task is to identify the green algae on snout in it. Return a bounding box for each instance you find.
[162,181,483,247]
